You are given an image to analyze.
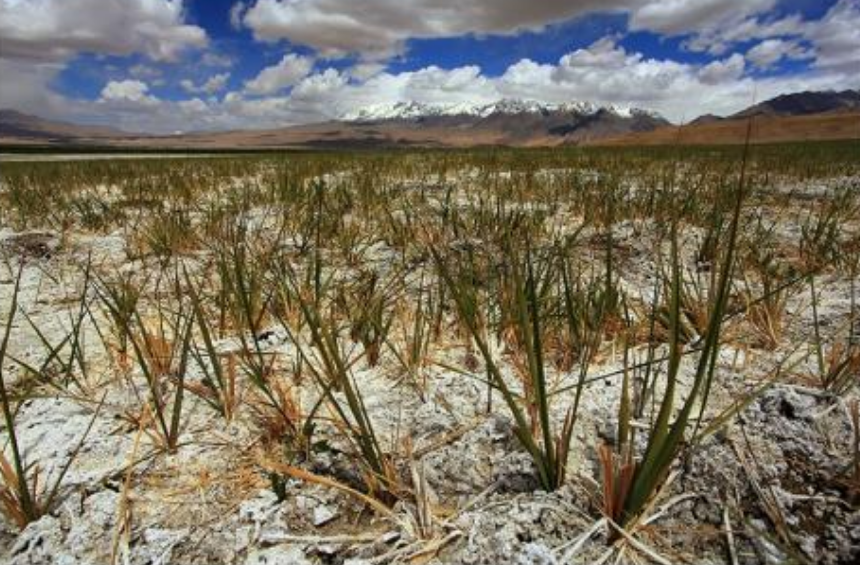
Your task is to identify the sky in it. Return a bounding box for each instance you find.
[0,0,857,133]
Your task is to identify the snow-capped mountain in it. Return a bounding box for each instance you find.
[341,99,664,122]
[3,89,854,148]
[332,98,670,145]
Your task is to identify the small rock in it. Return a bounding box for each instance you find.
[245,546,312,565]
[749,519,788,564]
[0,230,61,259]
[597,418,618,446]
[411,400,458,439]
[493,452,540,493]
[8,516,68,565]
[692,499,721,525]
[240,490,281,523]
[312,505,337,526]
[516,542,558,565]
[65,490,119,552]
[761,388,815,421]
[310,543,339,557]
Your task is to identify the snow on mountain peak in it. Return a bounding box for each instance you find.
[341,99,662,121]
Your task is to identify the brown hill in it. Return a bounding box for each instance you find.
[4,93,859,149]
[0,110,130,143]
[593,111,860,146]
[731,89,860,119]
[0,104,669,149]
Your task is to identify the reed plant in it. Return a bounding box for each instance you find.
[277,260,399,503]
[1,266,103,528]
[98,273,192,452]
[601,152,745,531]
[433,241,579,491]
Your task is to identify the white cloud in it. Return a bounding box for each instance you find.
[230,2,247,30]
[181,72,231,94]
[2,1,856,135]
[0,0,207,63]
[290,68,347,99]
[202,52,234,68]
[553,36,630,76]
[238,0,792,61]
[129,64,163,79]
[38,39,854,136]
[629,0,776,36]
[0,0,207,119]
[178,97,208,114]
[99,79,158,105]
[240,0,616,60]
[0,58,68,116]
[805,0,860,72]
[679,0,859,76]
[698,53,745,84]
[209,37,855,129]
[683,14,805,55]
[401,66,495,105]
[546,38,693,109]
[244,53,314,95]
[746,39,811,69]
[347,62,386,81]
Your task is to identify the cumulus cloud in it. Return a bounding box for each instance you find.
[553,36,631,78]
[683,13,805,55]
[181,72,231,94]
[244,54,314,95]
[202,52,234,68]
[698,53,745,84]
[237,0,794,61]
[347,62,386,81]
[0,0,207,120]
[240,0,596,60]
[230,2,248,30]
[746,39,812,69]
[99,79,158,105]
[290,68,347,99]
[546,38,693,108]
[0,58,68,116]
[1,0,856,135]
[200,37,855,131]
[628,0,776,36]
[679,0,859,74]
[805,0,860,72]
[679,1,859,74]
[129,64,163,79]
[244,0,725,61]
[44,48,848,135]
[401,66,495,105]
[0,0,207,63]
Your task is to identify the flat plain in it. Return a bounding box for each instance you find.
[1,142,859,564]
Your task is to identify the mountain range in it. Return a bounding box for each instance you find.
[1,90,857,149]
[599,89,860,146]
[341,99,663,121]
[732,89,860,119]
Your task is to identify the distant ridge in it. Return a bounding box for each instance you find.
[689,113,723,125]
[0,109,130,142]
[0,99,670,148]
[2,90,858,149]
[679,89,860,127]
[730,89,860,119]
[592,89,860,146]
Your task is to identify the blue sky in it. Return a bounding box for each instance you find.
[0,0,857,132]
